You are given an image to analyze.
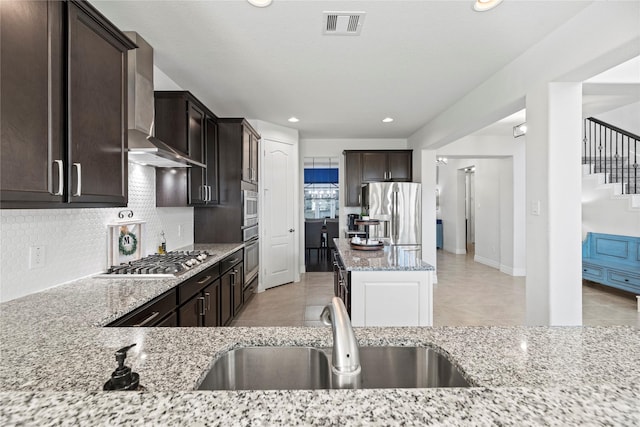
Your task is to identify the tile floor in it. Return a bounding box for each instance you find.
[232,248,640,328]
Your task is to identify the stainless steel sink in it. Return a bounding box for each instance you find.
[197,346,470,390]
[198,347,332,390]
[357,346,470,388]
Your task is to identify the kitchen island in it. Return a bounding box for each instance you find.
[334,238,434,327]
[1,248,639,425]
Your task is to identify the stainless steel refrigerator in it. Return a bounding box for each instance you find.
[361,182,421,245]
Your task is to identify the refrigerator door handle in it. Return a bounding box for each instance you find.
[393,191,399,240]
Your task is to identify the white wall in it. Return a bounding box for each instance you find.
[474,159,503,269]
[0,163,193,302]
[437,158,517,274]
[408,2,639,151]
[436,132,526,276]
[410,1,638,325]
[299,138,408,271]
[594,101,640,136]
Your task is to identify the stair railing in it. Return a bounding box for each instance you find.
[583,117,639,195]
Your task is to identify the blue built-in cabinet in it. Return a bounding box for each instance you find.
[582,232,640,294]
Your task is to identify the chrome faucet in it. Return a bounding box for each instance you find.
[320,297,361,388]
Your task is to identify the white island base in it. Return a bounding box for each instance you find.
[350,270,433,327]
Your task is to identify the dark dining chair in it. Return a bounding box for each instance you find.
[326,219,340,251]
[305,220,324,258]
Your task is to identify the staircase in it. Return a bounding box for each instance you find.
[583,117,639,195]
[582,117,640,237]
[582,164,640,238]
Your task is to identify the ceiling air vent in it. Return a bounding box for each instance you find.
[323,11,366,36]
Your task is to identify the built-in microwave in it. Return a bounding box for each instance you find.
[242,190,258,228]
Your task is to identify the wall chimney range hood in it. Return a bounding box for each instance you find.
[125,32,204,168]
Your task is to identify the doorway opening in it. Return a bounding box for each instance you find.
[465,166,476,255]
[303,157,339,272]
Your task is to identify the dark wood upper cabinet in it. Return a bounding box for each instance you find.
[67,1,133,206]
[344,150,413,206]
[236,120,259,185]
[344,151,362,207]
[1,0,64,205]
[361,150,412,183]
[387,151,412,181]
[189,117,218,206]
[362,152,388,182]
[242,127,260,185]
[194,118,259,243]
[203,117,219,205]
[154,91,207,162]
[0,0,135,208]
[154,91,218,207]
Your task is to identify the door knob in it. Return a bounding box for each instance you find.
[289,228,295,232]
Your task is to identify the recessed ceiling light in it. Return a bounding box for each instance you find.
[382,117,394,123]
[473,0,503,12]
[248,0,272,7]
[288,117,300,123]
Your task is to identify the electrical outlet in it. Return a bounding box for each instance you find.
[29,245,45,269]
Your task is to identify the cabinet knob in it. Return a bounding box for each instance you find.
[289,228,295,233]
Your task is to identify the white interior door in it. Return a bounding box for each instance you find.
[263,139,295,289]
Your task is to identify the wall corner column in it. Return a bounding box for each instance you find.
[421,149,437,280]
[525,82,583,326]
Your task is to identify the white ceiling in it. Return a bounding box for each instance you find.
[93,0,598,139]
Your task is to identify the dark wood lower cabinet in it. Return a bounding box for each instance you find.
[107,252,244,328]
[179,295,203,327]
[233,263,244,316]
[106,289,176,327]
[203,280,220,327]
[220,269,234,326]
[243,275,258,305]
[156,312,178,327]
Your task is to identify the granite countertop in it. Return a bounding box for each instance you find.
[1,243,639,425]
[334,238,434,271]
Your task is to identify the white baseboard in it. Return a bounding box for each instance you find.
[500,265,527,277]
[474,255,500,270]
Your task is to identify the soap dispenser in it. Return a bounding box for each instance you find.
[103,344,143,391]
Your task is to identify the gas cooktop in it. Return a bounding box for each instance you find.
[99,250,211,278]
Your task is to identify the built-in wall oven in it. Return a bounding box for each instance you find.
[243,222,259,303]
[242,190,258,228]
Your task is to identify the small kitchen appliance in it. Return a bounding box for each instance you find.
[347,214,359,230]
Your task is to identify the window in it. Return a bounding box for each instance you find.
[304,157,339,219]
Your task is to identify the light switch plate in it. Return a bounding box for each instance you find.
[531,200,541,216]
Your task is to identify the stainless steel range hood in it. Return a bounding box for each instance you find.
[125,32,204,168]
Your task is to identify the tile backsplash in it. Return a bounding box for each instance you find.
[0,163,193,302]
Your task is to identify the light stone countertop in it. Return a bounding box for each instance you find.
[1,242,639,425]
[334,238,434,271]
